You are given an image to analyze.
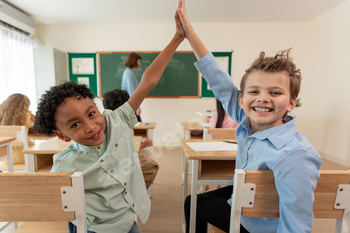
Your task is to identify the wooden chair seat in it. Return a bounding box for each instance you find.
[15,222,67,233]
[210,224,225,233]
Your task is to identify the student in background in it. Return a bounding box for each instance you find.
[177,0,321,232]
[0,93,35,166]
[103,89,159,189]
[209,98,238,129]
[32,11,184,233]
[122,52,142,122]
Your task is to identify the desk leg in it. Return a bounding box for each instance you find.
[189,160,199,233]
[147,129,153,198]
[6,142,14,173]
[146,129,153,158]
[182,152,189,232]
[25,153,35,172]
[182,129,191,185]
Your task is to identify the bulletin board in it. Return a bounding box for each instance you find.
[68,53,98,96]
[201,51,233,98]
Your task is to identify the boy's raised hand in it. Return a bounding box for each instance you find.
[176,0,192,38]
[175,10,185,39]
[176,0,209,60]
[127,9,184,113]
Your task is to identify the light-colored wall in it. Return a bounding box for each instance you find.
[298,1,350,166]
[34,2,350,166]
[34,22,308,147]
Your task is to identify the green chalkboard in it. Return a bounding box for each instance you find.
[98,52,199,98]
[201,51,232,98]
[68,53,98,96]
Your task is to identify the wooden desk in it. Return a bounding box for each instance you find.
[23,136,143,172]
[133,122,156,139]
[0,137,16,172]
[181,139,237,233]
[181,122,208,140]
[180,123,210,185]
[28,127,55,140]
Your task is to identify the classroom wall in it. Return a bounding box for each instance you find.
[34,22,308,149]
[297,0,350,166]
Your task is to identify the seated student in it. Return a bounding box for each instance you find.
[209,98,238,129]
[176,1,322,232]
[32,12,185,233]
[0,93,35,167]
[102,89,159,189]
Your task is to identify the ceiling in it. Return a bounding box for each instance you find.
[4,0,349,25]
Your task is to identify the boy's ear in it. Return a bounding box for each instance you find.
[238,93,243,108]
[287,99,297,112]
[53,130,72,142]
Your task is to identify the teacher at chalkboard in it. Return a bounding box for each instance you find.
[121,52,142,122]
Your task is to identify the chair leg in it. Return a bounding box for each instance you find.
[11,222,18,231]
[229,169,246,233]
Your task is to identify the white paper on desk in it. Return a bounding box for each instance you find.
[200,123,210,127]
[134,122,140,127]
[186,142,237,152]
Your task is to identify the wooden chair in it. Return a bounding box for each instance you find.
[203,128,236,140]
[210,169,350,233]
[0,172,87,233]
[0,125,34,172]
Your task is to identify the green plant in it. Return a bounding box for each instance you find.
[296,98,302,107]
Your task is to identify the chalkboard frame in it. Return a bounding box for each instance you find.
[97,51,201,98]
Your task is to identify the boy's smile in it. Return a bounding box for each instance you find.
[53,96,106,146]
[239,70,296,134]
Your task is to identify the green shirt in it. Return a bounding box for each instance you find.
[51,102,150,233]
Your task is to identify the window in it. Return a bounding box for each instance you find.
[0,26,40,113]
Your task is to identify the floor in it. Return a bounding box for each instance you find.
[0,146,348,233]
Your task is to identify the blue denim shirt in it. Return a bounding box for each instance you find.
[195,53,322,233]
[121,67,139,97]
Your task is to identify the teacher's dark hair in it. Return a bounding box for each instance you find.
[124,52,142,68]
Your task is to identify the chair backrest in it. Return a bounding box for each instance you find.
[230,169,350,233]
[203,128,237,140]
[0,125,28,148]
[0,172,87,233]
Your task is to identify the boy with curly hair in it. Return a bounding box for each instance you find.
[33,12,185,233]
[176,0,322,232]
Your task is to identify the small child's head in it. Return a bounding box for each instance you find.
[102,89,130,111]
[33,81,106,146]
[124,52,142,69]
[0,93,30,125]
[238,49,301,132]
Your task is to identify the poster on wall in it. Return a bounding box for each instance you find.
[77,77,90,88]
[201,52,232,97]
[72,58,95,74]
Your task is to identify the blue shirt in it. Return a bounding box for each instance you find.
[51,102,150,233]
[121,67,139,96]
[195,53,322,233]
